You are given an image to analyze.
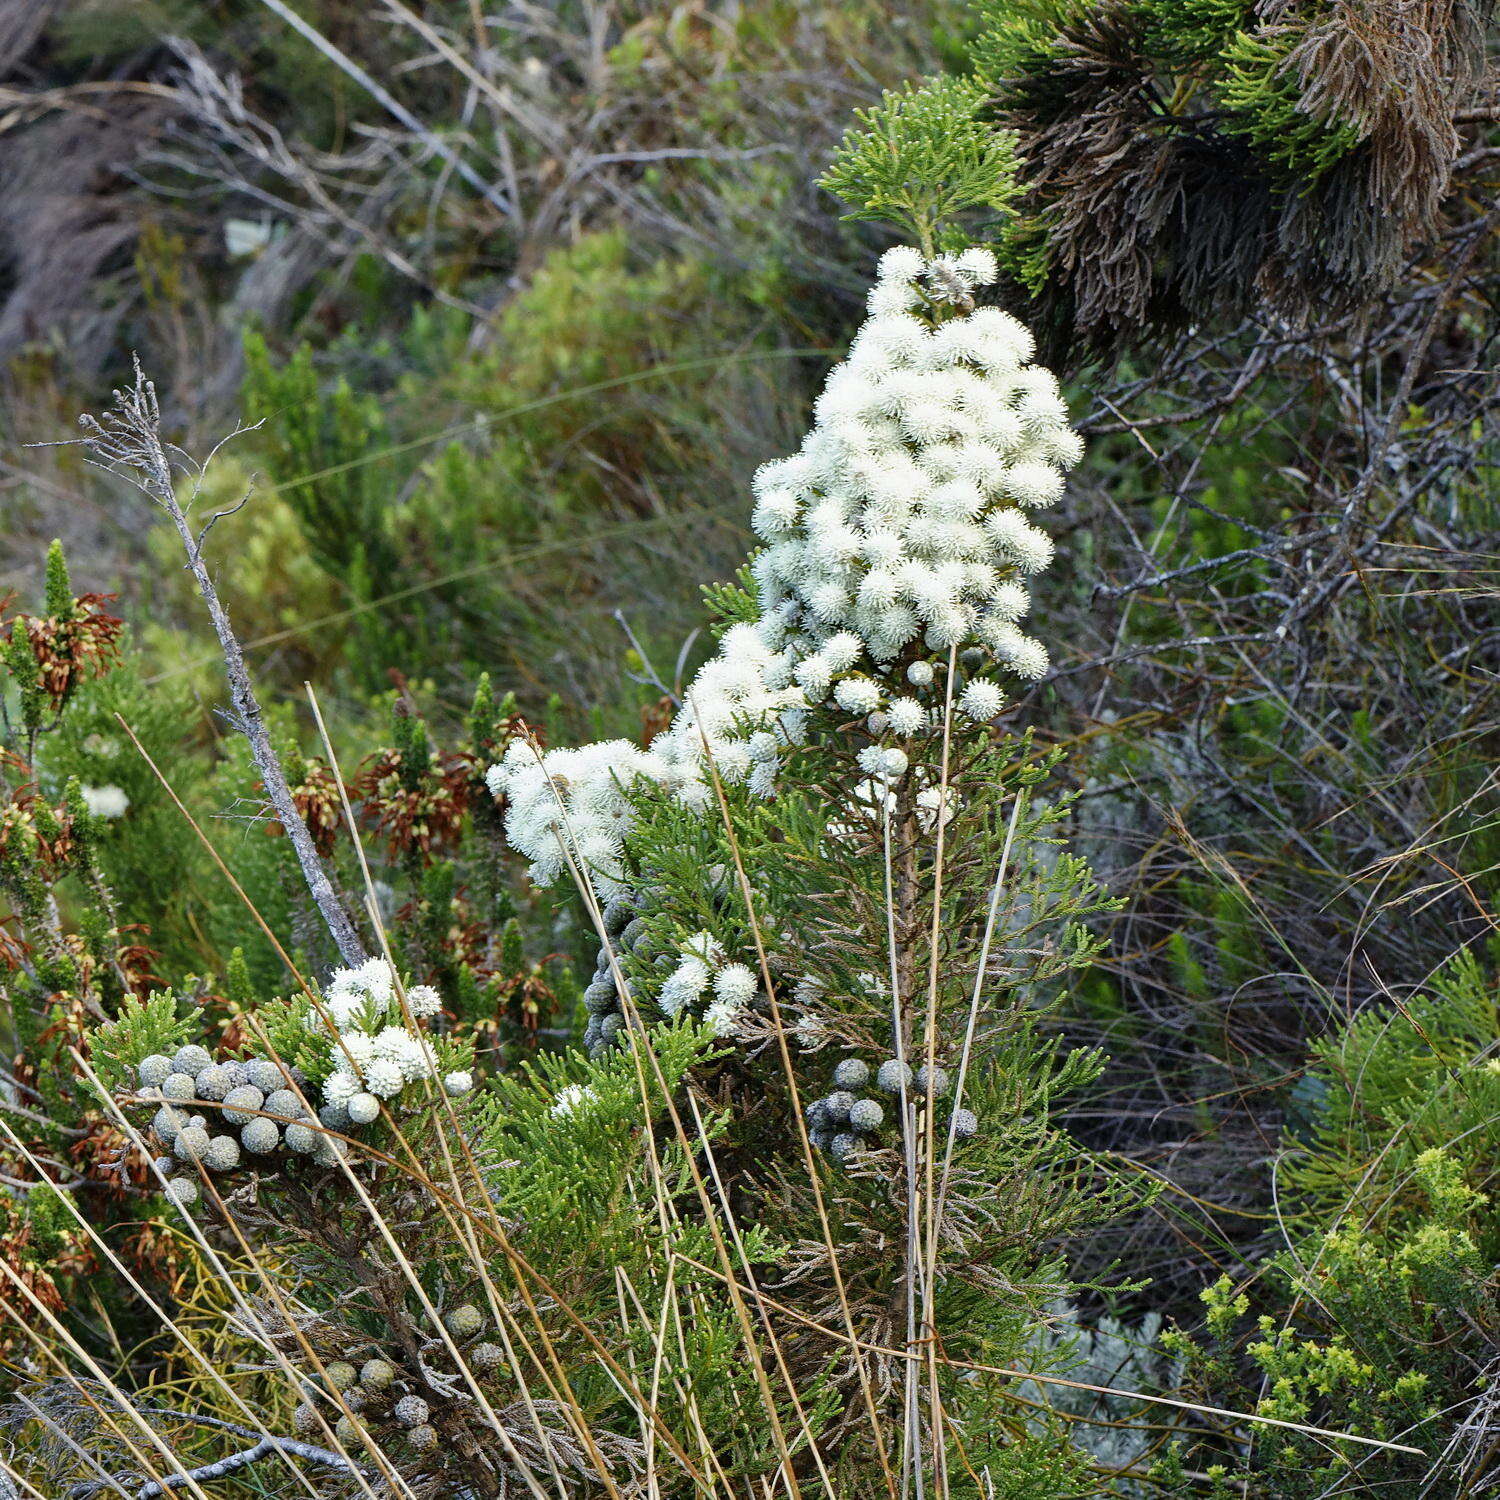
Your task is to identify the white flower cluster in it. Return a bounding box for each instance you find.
[81,783,130,819]
[307,958,444,1118]
[486,249,1081,1036]
[657,931,758,1036]
[750,245,1075,694]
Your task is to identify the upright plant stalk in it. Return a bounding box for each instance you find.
[72,359,368,966]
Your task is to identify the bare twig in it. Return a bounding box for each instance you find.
[66,359,366,965]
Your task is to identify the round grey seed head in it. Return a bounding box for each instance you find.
[152,1105,188,1142]
[360,1358,395,1391]
[599,1014,623,1040]
[914,1065,950,1098]
[950,1107,978,1139]
[619,917,646,950]
[164,1176,198,1207]
[160,1072,197,1103]
[263,1088,303,1121]
[244,1058,285,1093]
[832,1057,871,1089]
[292,1401,318,1434]
[823,1091,855,1125]
[203,1135,240,1172]
[394,1394,429,1426]
[829,1132,858,1162]
[407,1423,438,1451]
[334,1414,359,1445]
[319,1101,350,1130]
[876,1059,913,1094]
[137,1054,173,1088]
[444,1304,483,1339]
[582,980,616,1014]
[171,1044,213,1077]
[848,1098,885,1132]
[285,1122,319,1154]
[221,1084,264,1126]
[223,1061,250,1088]
[173,1124,211,1162]
[325,1360,357,1391]
[194,1064,233,1101]
[469,1342,502,1373]
[241,1117,280,1154]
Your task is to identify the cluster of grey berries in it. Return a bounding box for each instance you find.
[292,1304,503,1457]
[580,893,642,1058]
[806,1056,978,1163]
[135,1044,348,1204]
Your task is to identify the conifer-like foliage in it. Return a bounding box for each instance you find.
[822,0,1491,358]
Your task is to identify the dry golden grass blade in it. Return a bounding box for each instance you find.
[0,1268,204,1500]
[304,686,634,1499]
[670,1252,1428,1458]
[694,721,902,1498]
[0,1119,328,1497]
[69,1051,404,1500]
[917,643,960,1500]
[551,819,814,1498]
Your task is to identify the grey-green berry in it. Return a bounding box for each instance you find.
[848,1098,884,1132]
[319,1102,350,1130]
[619,917,646,950]
[152,1105,188,1142]
[263,1088,303,1121]
[914,1064,950,1098]
[203,1135,240,1172]
[244,1058,285,1093]
[137,1054,173,1088]
[876,1059,912,1094]
[152,1155,174,1178]
[174,1124,211,1162]
[394,1394,429,1426]
[583,980,616,1014]
[292,1402,318,1434]
[224,1061,250,1087]
[222,1084,264,1126]
[469,1342,502,1373]
[241,1117,280,1154]
[829,1133,858,1161]
[832,1058,870,1089]
[407,1423,438,1451]
[161,1072,197,1103]
[195,1064,233,1101]
[950,1107,978,1139]
[599,1014,623,1040]
[360,1358,395,1391]
[444,1304,483,1338]
[285,1122,318,1154]
[823,1091,854,1125]
[165,1176,198,1207]
[172,1044,213,1077]
[325,1361,358,1391]
[334,1414,359,1445]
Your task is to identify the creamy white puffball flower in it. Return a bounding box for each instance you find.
[81,784,129,819]
[713,964,759,1008]
[444,1070,474,1097]
[480,247,1080,1047]
[405,985,442,1019]
[551,1083,596,1118]
[959,679,1006,722]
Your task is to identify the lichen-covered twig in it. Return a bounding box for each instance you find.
[67,1411,357,1498]
[66,357,367,966]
